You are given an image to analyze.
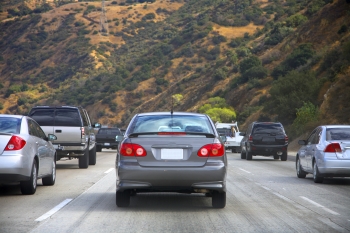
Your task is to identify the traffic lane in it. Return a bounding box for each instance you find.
[31,154,349,232]
[0,150,117,233]
[227,152,350,230]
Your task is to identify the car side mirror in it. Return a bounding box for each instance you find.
[48,134,57,141]
[219,135,227,143]
[298,140,306,145]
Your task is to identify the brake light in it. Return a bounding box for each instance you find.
[120,143,147,157]
[197,143,225,157]
[324,143,342,153]
[158,132,186,135]
[81,127,85,138]
[285,135,289,143]
[248,135,253,142]
[5,136,26,151]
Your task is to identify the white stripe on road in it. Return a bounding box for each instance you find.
[238,168,251,173]
[300,196,340,215]
[35,199,73,222]
[104,168,114,174]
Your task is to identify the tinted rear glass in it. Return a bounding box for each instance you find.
[217,128,232,136]
[129,115,214,134]
[326,128,350,140]
[98,128,121,135]
[30,108,81,127]
[0,117,21,134]
[252,124,284,134]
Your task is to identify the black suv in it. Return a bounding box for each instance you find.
[28,106,98,168]
[239,122,288,161]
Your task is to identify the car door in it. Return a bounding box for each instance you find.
[306,128,321,171]
[29,119,51,175]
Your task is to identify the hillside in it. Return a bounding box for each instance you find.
[0,0,349,138]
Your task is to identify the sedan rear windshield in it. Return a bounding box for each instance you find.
[326,128,350,140]
[129,115,214,134]
[0,117,21,134]
[253,124,284,134]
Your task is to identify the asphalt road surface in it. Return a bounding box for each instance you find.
[1,150,349,233]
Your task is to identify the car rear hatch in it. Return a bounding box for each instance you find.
[253,133,287,145]
[128,135,215,167]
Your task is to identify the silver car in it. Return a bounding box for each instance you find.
[0,115,57,194]
[296,125,350,183]
[115,112,227,208]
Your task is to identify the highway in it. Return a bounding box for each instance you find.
[1,150,349,233]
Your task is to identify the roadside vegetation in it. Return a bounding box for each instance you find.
[0,0,349,140]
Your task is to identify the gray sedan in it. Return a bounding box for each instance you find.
[0,115,57,194]
[296,125,350,183]
[115,112,227,208]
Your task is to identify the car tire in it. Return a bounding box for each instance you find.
[241,150,246,159]
[89,145,97,165]
[96,145,102,152]
[79,148,89,169]
[42,159,56,186]
[246,150,252,160]
[20,161,37,195]
[281,152,287,161]
[212,191,226,208]
[296,156,307,178]
[313,162,324,183]
[116,190,130,207]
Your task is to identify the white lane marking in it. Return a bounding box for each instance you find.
[104,168,114,174]
[300,196,340,215]
[273,192,294,203]
[256,183,271,191]
[35,199,73,222]
[238,168,251,173]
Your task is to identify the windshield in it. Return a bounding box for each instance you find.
[252,124,284,134]
[129,115,214,134]
[326,128,350,140]
[0,117,21,134]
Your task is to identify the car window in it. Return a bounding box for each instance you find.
[98,128,121,135]
[79,108,89,126]
[32,120,47,139]
[55,109,82,127]
[29,109,55,126]
[0,117,21,134]
[252,124,284,134]
[307,129,317,145]
[217,128,232,136]
[326,128,350,140]
[28,119,39,137]
[129,115,214,134]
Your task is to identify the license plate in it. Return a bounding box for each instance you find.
[104,143,110,146]
[161,149,183,160]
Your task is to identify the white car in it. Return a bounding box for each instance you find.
[296,125,350,183]
[0,114,57,194]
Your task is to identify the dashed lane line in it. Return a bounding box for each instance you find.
[300,196,340,215]
[35,199,73,222]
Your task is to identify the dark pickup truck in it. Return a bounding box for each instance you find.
[96,128,123,152]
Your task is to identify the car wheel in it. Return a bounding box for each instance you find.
[79,148,89,169]
[246,150,252,160]
[241,150,246,159]
[116,190,130,207]
[42,159,56,186]
[212,191,226,208]
[296,156,307,178]
[96,145,102,152]
[89,145,97,165]
[281,152,287,161]
[313,162,323,183]
[20,161,37,195]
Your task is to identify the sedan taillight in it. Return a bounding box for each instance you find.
[5,136,26,151]
[197,143,225,157]
[324,143,342,153]
[120,143,147,157]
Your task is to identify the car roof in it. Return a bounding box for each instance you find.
[135,112,207,117]
[0,114,25,119]
[323,125,350,129]
[30,106,82,109]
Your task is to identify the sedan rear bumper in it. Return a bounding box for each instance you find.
[0,153,31,183]
[116,160,226,192]
[319,159,350,177]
